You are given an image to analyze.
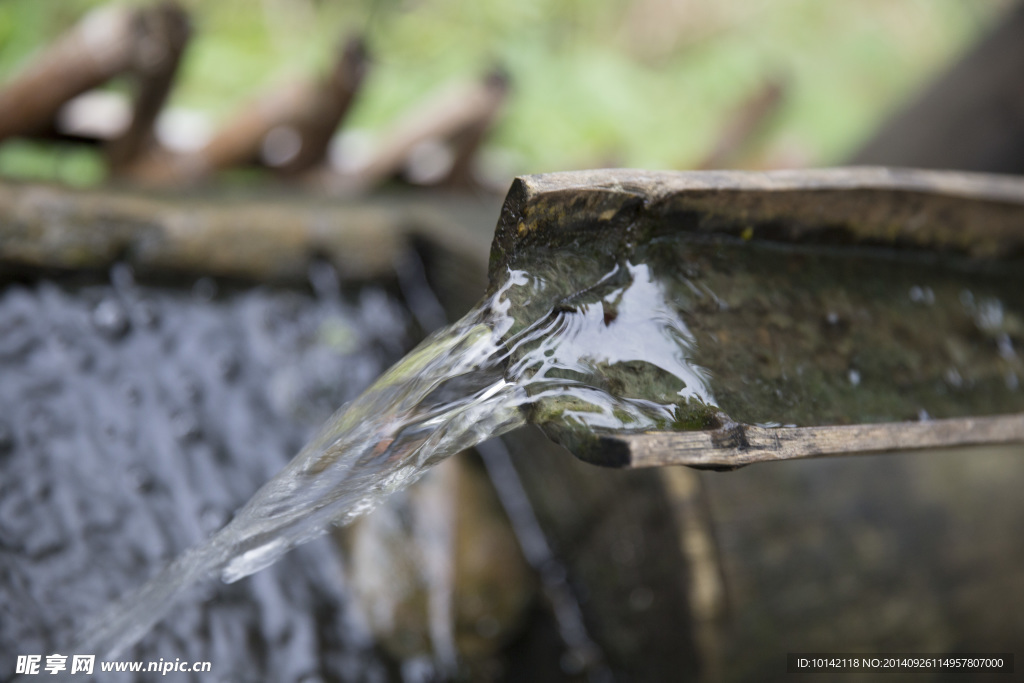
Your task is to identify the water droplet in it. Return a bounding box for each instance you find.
[93,298,130,339]
[945,367,964,388]
[848,369,861,387]
[826,312,840,325]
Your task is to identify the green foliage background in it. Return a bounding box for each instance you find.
[0,0,1011,185]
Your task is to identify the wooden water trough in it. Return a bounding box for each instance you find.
[488,167,1024,469]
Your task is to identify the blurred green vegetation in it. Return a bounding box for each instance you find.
[0,0,1012,186]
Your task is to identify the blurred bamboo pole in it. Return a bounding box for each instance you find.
[107,3,191,173]
[696,75,786,170]
[332,68,509,193]
[0,2,190,157]
[198,35,369,176]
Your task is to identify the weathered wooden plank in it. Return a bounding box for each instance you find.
[0,181,493,286]
[0,3,190,168]
[489,167,1024,288]
[197,37,368,177]
[334,71,509,193]
[612,414,1024,469]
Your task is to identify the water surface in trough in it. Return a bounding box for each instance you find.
[506,233,1024,445]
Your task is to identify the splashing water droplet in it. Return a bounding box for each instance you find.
[93,298,130,340]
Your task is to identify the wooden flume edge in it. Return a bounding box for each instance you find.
[488,168,1024,467]
[489,166,1024,287]
[597,415,1024,468]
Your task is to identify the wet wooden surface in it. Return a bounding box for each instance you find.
[610,415,1024,469]
[488,168,1024,468]
[0,181,495,285]
[490,167,1024,287]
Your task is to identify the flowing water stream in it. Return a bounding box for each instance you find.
[70,230,1024,662]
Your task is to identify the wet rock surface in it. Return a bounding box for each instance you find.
[0,267,413,681]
